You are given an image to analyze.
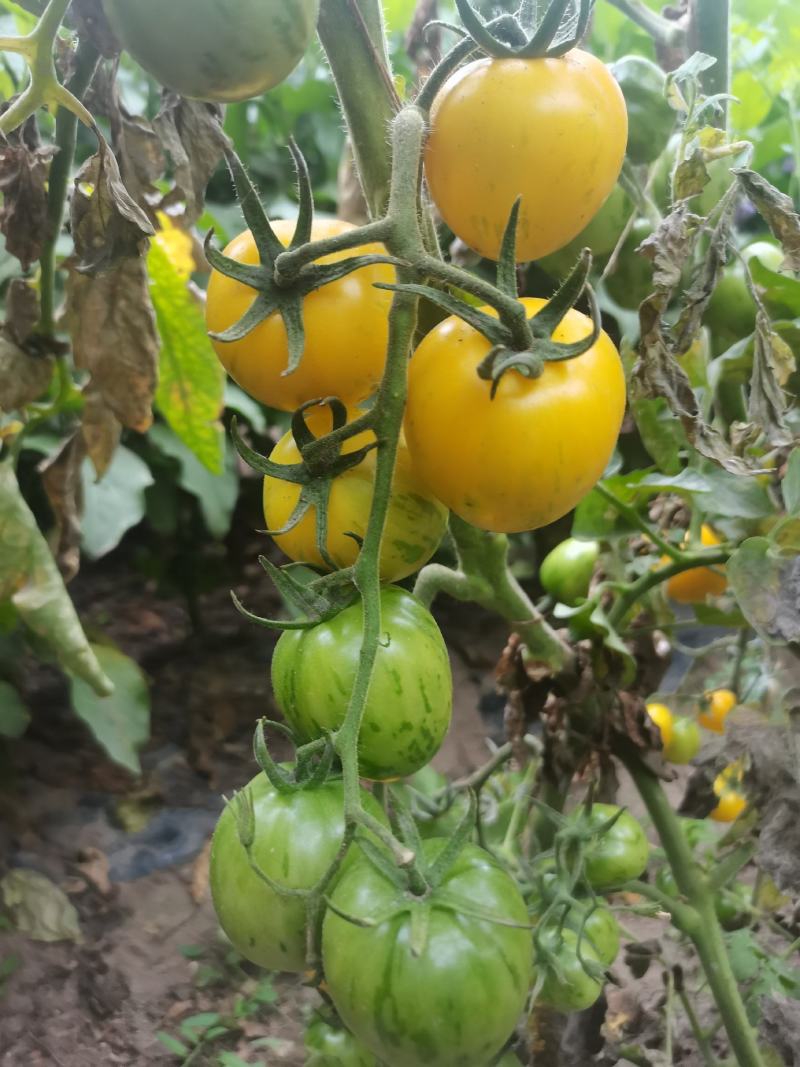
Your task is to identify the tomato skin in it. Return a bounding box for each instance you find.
[698,688,737,733]
[405,298,626,533]
[305,1016,377,1066]
[665,525,727,604]
[539,538,600,606]
[664,716,701,764]
[322,839,533,1067]
[424,50,627,262]
[715,884,751,930]
[209,774,385,972]
[206,221,394,411]
[272,587,452,781]
[263,408,448,583]
[578,804,650,889]
[537,927,604,1013]
[102,0,320,102]
[646,702,674,749]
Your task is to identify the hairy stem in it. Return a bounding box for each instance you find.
[608,549,729,629]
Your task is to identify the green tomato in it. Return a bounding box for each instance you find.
[539,538,600,606]
[715,883,751,931]
[706,241,784,354]
[210,774,385,972]
[272,587,453,781]
[537,184,632,277]
[578,803,650,890]
[537,927,604,1013]
[531,900,620,967]
[603,219,654,310]
[322,839,533,1067]
[663,716,701,764]
[102,0,320,102]
[611,56,674,166]
[305,1015,378,1066]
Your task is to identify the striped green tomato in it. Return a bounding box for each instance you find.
[210,773,386,972]
[272,587,452,781]
[101,0,320,102]
[322,839,533,1066]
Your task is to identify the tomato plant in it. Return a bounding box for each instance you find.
[209,773,385,972]
[322,839,533,1067]
[577,804,650,889]
[272,587,452,780]
[206,220,394,410]
[539,538,600,606]
[536,927,604,1013]
[405,299,626,533]
[263,406,447,581]
[102,0,321,102]
[424,51,627,262]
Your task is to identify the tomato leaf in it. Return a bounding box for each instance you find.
[727,537,800,643]
[69,644,150,774]
[148,424,238,540]
[81,445,154,560]
[734,168,800,273]
[0,869,82,944]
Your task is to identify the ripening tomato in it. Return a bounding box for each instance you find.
[263,406,448,582]
[424,50,628,262]
[272,587,452,780]
[209,773,385,972]
[664,716,701,764]
[646,702,674,749]
[405,299,626,533]
[710,760,747,822]
[322,839,533,1067]
[102,0,320,102]
[206,220,394,410]
[537,927,604,1013]
[698,688,737,733]
[664,525,727,603]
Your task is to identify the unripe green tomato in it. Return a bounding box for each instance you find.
[715,883,751,931]
[603,219,654,309]
[537,927,604,1013]
[537,184,632,278]
[663,716,701,764]
[305,1015,377,1066]
[611,56,675,165]
[539,538,600,606]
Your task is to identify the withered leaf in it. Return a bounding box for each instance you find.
[38,433,86,583]
[66,258,159,432]
[5,279,40,345]
[748,310,794,446]
[153,95,229,224]
[638,203,699,291]
[734,168,800,272]
[0,122,57,271]
[80,385,121,479]
[71,134,154,274]
[0,336,53,412]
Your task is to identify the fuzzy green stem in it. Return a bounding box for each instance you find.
[619,744,765,1067]
[608,549,729,629]
[604,0,686,46]
[594,483,681,561]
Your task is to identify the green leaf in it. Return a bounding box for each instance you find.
[0,869,82,944]
[0,461,112,696]
[635,469,714,494]
[572,471,652,540]
[180,1012,223,1040]
[692,603,748,627]
[148,424,238,539]
[156,1032,190,1056]
[730,69,773,132]
[784,449,800,514]
[699,465,775,520]
[69,644,150,774]
[150,239,226,475]
[727,537,800,644]
[630,396,687,475]
[224,382,268,434]
[0,680,29,738]
[81,446,154,559]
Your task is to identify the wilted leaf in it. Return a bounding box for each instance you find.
[0,869,82,943]
[748,310,794,446]
[638,203,698,291]
[630,395,687,475]
[81,446,154,559]
[153,96,228,225]
[734,168,800,272]
[0,336,53,412]
[727,537,800,644]
[5,279,40,345]
[149,240,225,473]
[0,461,112,695]
[784,449,800,515]
[66,257,159,432]
[70,134,154,274]
[0,119,56,270]
[0,680,30,738]
[69,643,150,774]
[80,385,121,479]
[38,434,86,582]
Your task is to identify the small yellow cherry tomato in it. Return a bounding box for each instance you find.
[710,761,747,822]
[424,50,628,262]
[206,219,394,411]
[646,702,674,748]
[664,525,727,604]
[405,298,626,533]
[698,688,737,733]
[263,406,448,582]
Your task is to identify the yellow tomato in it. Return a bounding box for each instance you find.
[646,702,674,748]
[424,50,628,262]
[664,525,727,603]
[698,688,737,733]
[404,298,626,533]
[206,220,394,411]
[263,406,448,582]
[710,760,747,822]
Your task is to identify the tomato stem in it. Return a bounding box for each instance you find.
[607,548,730,629]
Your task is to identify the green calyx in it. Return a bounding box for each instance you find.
[250,718,337,796]
[205,143,397,377]
[454,0,595,60]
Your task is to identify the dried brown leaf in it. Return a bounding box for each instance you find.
[66,258,159,432]
[0,336,53,412]
[190,839,212,904]
[735,167,800,272]
[76,846,112,897]
[5,279,40,345]
[153,96,229,224]
[748,312,795,446]
[0,120,57,271]
[80,385,121,479]
[38,433,86,582]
